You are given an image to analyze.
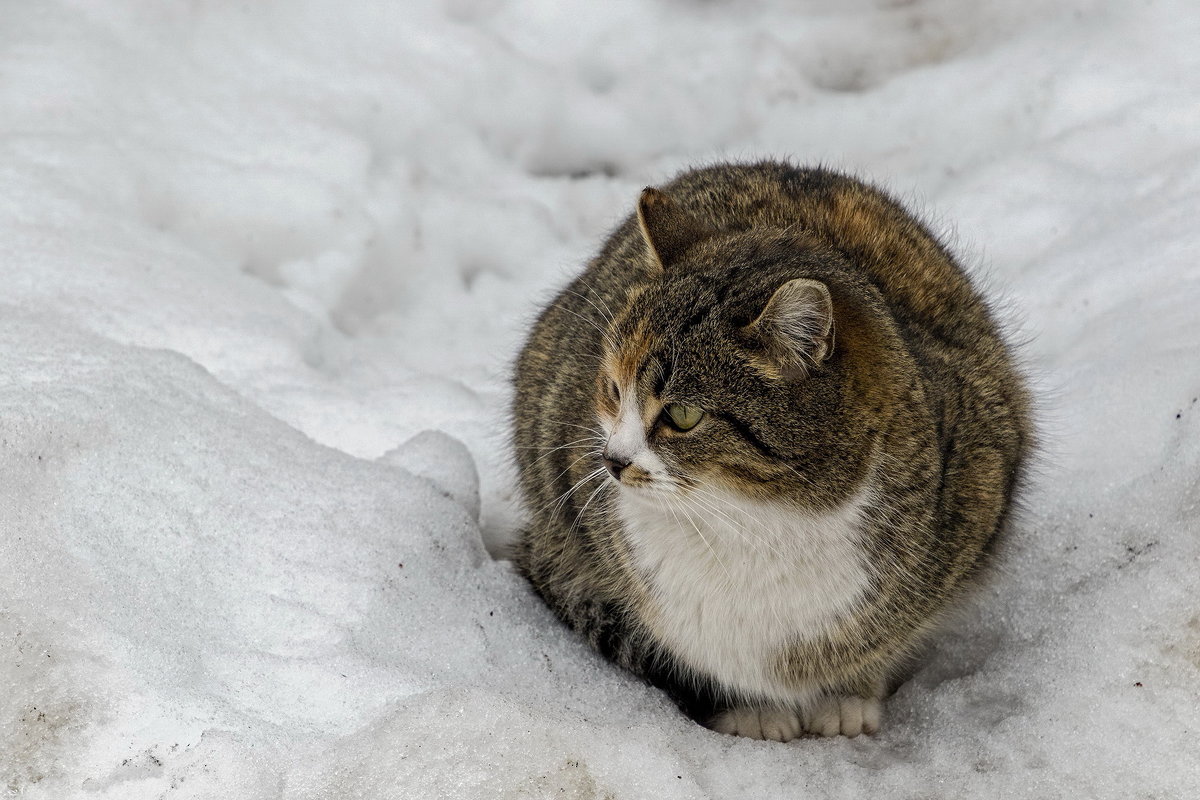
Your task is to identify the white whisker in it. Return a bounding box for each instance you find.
[546,467,608,520]
[666,495,734,587]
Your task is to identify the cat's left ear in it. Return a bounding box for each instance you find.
[744,278,835,377]
[637,188,713,270]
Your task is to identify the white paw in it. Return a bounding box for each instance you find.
[709,707,803,742]
[805,695,882,738]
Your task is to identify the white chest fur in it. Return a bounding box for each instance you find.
[617,486,872,704]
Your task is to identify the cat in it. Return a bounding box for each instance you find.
[511,161,1032,740]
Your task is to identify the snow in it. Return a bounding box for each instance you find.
[1,0,1198,797]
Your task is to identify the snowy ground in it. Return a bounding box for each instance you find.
[2,1,1198,797]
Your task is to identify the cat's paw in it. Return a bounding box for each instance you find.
[804,695,882,738]
[709,707,803,742]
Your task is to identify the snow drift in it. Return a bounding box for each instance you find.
[2,1,1198,797]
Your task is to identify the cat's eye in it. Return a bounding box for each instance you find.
[605,379,620,401]
[662,403,705,432]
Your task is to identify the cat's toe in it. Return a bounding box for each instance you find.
[806,696,882,738]
[759,708,803,742]
[860,697,882,734]
[709,708,747,737]
[709,707,802,742]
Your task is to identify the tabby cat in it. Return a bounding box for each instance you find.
[511,161,1031,740]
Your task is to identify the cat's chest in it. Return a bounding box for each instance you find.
[618,489,872,702]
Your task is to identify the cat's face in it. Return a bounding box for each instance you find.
[593,236,871,509]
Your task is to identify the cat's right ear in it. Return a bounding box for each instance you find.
[743,278,835,379]
[637,188,713,270]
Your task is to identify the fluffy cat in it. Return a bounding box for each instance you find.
[511,161,1032,740]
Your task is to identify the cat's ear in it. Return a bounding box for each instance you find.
[637,187,712,269]
[744,278,835,377]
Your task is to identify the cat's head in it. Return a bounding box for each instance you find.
[594,188,889,510]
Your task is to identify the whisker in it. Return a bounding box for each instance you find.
[539,419,608,436]
[526,452,600,506]
[547,467,608,519]
[771,459,822,492]
[665,496,734,588]
[516,446,594,481]
[685,486,789,563]
[556,306,620,353]
[562,287,616,327]
[515,436,603,452]
[518,438,605,472]
[678,488,791,632]
[543,347,607,364]
[566,479,611,539]
[568,276,621,325]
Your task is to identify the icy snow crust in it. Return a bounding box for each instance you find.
[2,1,1198,797]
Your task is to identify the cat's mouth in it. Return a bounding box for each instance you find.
[608,468,684,496]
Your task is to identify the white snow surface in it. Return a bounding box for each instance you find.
[2,1,1198,797]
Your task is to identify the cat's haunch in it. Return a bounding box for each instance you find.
[511,161,1032,741]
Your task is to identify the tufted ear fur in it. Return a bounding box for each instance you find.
[744,278,835,378]
[636,187,713,270]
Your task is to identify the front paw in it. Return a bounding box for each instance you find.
[805,695,882,738]
[709,706,803,742]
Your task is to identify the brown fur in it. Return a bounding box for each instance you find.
[510,161,1033,732]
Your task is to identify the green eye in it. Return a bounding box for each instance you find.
[663,403,705,432]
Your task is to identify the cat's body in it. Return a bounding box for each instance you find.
[511,162,1031,740]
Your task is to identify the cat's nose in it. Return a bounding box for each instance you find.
[602,453,631,480]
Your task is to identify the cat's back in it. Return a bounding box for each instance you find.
[653,163,1008,353]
